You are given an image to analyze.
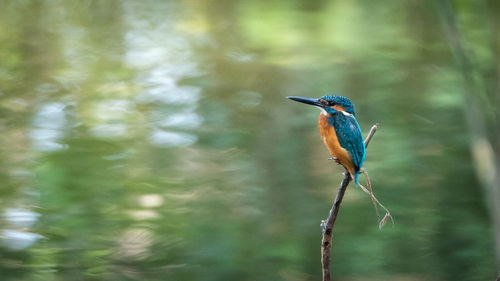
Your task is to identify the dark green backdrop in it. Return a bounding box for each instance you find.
[0,0,498,280]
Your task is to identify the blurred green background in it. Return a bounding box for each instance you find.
[0,0,499,280]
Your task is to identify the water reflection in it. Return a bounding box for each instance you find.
[149,129,197,147]
[4,208,40,228]
[2,208,42,250]
[89,99,133,138]
[156,111,203,129]
[30,103,67,151]
[117,228,153,260]
[0,1,497,281]
[124,5,203,149]
[2,229,43,250]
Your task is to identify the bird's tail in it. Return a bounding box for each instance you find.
[347,166,358,186]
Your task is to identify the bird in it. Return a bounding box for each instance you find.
[287,95,365,186]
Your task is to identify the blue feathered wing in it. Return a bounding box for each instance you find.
[327,113,366,185]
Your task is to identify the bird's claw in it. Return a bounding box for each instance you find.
[320,220,327,233]
[328,157,341,164]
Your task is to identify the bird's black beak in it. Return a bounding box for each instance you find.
[287,96,323,107]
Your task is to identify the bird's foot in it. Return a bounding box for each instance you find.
[320,220,327,233]
[328,157,341,164]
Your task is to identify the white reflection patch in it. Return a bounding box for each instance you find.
[159,112,203,129]
[30,103,67,151]
[4,208,40,228]
[1,229,44,250]
[149,129,197,148]
[124,20,202,105]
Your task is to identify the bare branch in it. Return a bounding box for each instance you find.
[321,123,378,281]
[364,123,379,148]
[321,172,350,281]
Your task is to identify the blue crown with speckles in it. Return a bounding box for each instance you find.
[320,95,356,115]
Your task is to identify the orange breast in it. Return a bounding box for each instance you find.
[318,114,356,179]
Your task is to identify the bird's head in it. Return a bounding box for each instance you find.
[287,95,356,116]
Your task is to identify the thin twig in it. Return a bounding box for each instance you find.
[359,168,394,229]
[321,123,379,281]
[364,123,379,149]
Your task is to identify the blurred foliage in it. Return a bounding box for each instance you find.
[0,0,498,281]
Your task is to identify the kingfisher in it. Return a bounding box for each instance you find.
[287,95,365,186]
